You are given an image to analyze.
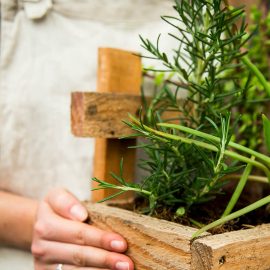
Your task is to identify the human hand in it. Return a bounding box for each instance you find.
[31,188,133,270]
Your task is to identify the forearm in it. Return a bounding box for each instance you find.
[0,191,38,250]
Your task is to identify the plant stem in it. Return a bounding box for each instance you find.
[92,176,152,197]
[158,123,270,166]
[222,157,254,217]
[242,55,270,97]
[143,72,188,88]
[129,116,270,179]
[192,195,270,238]
[222,174,268,183]
[189,218,204,228]
[109,185,152,196]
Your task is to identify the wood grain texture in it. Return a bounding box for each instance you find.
[97,48,141,94]
[71,91,186,138]
[85,203,270,270]
[85,202,203,270]
[191,224,270,270]
[92,48,142,202]
[71,92,141,138]
[93,138,136,201]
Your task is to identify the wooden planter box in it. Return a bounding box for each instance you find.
[84,202,270,270]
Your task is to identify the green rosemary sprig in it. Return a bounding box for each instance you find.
[92,0,270,233]
[158,122,270,167]
[128,114,270,179]
[140,0,249,126]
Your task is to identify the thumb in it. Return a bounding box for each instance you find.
[45,188,88,221]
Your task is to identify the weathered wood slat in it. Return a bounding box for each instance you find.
[191,224,270,270]
[71,92,140,138]
[92,138,136,201]
[85,202,205,270]
[92,48,141,202]
[71,91,189,138]
[86,202,270,270]
[97,48,141,94]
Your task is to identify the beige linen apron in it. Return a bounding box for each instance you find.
[0,0,173,199]
[0,0,173,267]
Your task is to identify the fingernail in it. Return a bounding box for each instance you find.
[116,261,130,270]
[111,240,125,250]
[70,204,88,221]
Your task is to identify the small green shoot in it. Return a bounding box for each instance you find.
[192,195,270,238]
[262,114,270,153]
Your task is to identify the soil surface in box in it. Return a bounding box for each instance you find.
[110,181,270,234]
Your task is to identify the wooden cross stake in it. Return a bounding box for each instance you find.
[71,48,142,202]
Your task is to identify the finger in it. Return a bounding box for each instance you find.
[62,267,110,270]
[45,188,88,221]
[35,262,110,270]
[34,203,127,252]
[33,240,133,270]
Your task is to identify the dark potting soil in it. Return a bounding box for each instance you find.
[110,181,270,235]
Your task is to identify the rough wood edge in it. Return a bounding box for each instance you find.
[191,224,270,270]
[70,91,188,138]
[85,202,207,270]
[85,202,270,270]
[71,92,84,137]
[71,92,141,138]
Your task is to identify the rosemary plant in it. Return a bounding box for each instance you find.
[92,0,270,236]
